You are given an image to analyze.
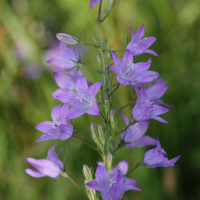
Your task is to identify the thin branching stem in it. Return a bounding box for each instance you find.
[108,84,120,97]
[112,122,132,138]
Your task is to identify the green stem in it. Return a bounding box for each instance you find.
[112,141,125,154]
[112,122,132,138]
[82,43,99,48]
[117,98,137,113]
[100,111,108,122]
[78,62,103,74]
[74,134,103,156]
[125,161,143,176]
[61,171,86,191]
[108,84,120,97]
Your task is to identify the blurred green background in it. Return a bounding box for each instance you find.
[0,0,200,199]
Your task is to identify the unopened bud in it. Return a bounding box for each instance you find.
[103,38,108,48]
[91,34,98,44]
[102,8,107,19]
[98,124,105,145]
[104,94,110,113]
[107,152,113,174]
[106,50,112,61]
[90,122,98,144]
[110,109,117,131]
[56,33,79,45]
[83,165,93,181]
[96,54,101,67]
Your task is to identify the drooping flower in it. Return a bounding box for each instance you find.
[47,42,79,72]
[52,68,92,98]
[120,113,156,148]
[126,24,158,57]
[86,165,141,200]
[35,103,73,142]
[56,33,79,45]
[132,86,169,123]
[143,138,181,168]
[131,58,160,87]
[25,143,64,178]
[56,76,103,119]
[145,78,173,107]
[89,0,100,9]
[97,160,138,186]
[108,50,152,86]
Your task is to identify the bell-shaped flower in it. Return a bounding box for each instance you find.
[97,160,138,186]
[120,113,156,148]
[108,50,151,86]
[143,138,181,168]
[86,165,141,200]
[52,68,92,98]
[56,76,103,119]
[126,24,158,57]
[90,0,100,9]
[132,87,169,123]
[47,42,79,72]
[25,143,64,178]
[56,33,79,45]
[131,58,160,87]
[146,78,173,107]
[35,103,73,142]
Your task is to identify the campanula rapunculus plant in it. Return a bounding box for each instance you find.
[126,24,158,57]
[25,143,64,178]
[26,1,181,199]
[143,138,181,168]
[86,165,141,200]
[35,103,73,142]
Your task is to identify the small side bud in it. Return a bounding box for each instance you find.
[91,34,98,44]
[98,124,105,145]
[56,33,79,45]
[90,122,98,144]
[110,109,117,131]
[102,8,107,19]
[104,94,110,113]
[83,165,93,181]
[96,54,101,68]
[103,38,108,49]
[106,50,112,61]
[107,152,113,174]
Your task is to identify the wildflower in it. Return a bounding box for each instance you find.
[132,87,169,123]
[108,50,151,86]
[25,143,64,178]
[35,103,73,142]
[126,24,158,57]
[56,33,78,45]
[143,138,181,168]
[86,165,141,200]
[97,160,138,186]
[89,0,100,9]
[56,76,103,119]
[47,42,79,72]
[120,113,156,148]
[146,78,173,107]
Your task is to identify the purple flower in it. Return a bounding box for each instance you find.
[90,0,100,9]
[52,68,92,98]
[25,143,64,178]
[97,160,138,186]
[108,50,151,86]
[35,103,73,142]
[146,78,173,107]
[126,24,158,57]
[86,165,141,200]
[56,76,103,119]
[47,42,79,72]
[131,58,160,87]
[56,33,78,45]
[143,138,181,168]
[132,86,169,123]
[120,113,156,148]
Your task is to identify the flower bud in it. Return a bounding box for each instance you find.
[104,94,110,113]
[96,54,101,68]
[103,38,108,49]
[91,34,98,44]
[83,165,93,181]
[106,50,112,61]
[56,33,79,45]
[107,152,113,174]
[110,109,117,131]
[98,124,105,145]
[90,122,98,144]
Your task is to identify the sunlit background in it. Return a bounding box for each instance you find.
[0,0,200,199]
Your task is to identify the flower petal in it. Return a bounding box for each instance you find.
[60,103,69,119]
[143,49,158,57]
[90,82,103,97]
[47,57,75,69]
[25,169,45,178]
[111,160,129,176]
[75,76,90,94]
[121,50,133,74]
[111,52,121,71]
[86,180,101,191]
[59,123,73,140]
[66,108,85,119]
[35,134,58,142]
[51,104,61,121]
[51,89,67,99]
[35,121,53,133]
[87,102,99,115]
[60,42,78,61]
[134,24,145,43]
[120,113,130,126]
[108,66,117,73]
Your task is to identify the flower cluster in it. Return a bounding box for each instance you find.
[25,2,181,200]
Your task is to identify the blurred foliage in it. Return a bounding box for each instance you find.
[0,0,200,199]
